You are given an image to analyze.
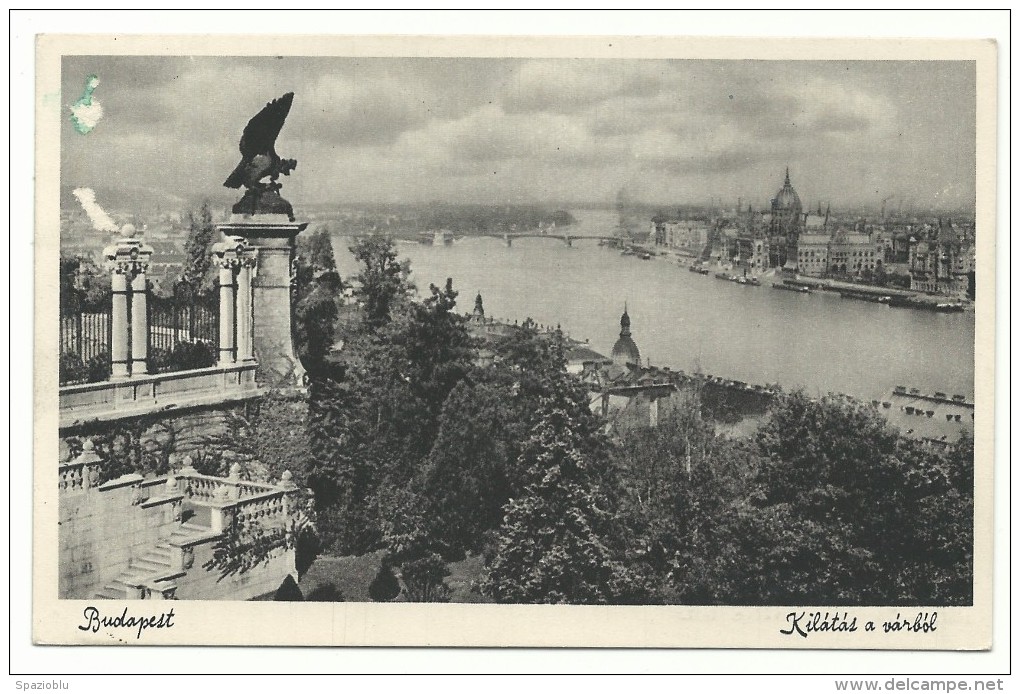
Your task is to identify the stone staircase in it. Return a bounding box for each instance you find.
[94,522,211,600]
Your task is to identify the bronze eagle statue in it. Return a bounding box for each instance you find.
[224,92,298,220]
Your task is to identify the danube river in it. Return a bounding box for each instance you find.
[332,209,975,403]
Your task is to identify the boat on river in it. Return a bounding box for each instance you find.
[772,282,811,293]
[840,290,892,304]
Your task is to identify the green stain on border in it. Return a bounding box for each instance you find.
[70,74,101,135]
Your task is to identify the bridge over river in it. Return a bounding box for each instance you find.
[479,232,621,247]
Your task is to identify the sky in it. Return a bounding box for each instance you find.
[60,56,977,212]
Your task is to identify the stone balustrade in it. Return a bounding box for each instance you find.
[59,361,259,430]
[59,442,301,599]
[58,440,103,492]
[173,460,298,535]
[60,231,265,432]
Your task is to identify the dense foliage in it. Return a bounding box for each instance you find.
[181,202,217,292]
[284,237,974,606]
[293,227,344,370]
[60,253,112,314]
[148,340,217,374]
[615,393,973,606]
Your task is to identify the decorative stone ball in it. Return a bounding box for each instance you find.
[180,455,198,476]
[120,223,137,238]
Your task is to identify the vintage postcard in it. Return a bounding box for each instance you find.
[33,33,996,649]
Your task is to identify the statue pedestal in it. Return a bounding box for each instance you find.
[217,214,308,388]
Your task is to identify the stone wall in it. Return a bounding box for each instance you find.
[59,472,184,599]
[59,403,248,482]
[176,537,295,601]
[59,455,300,601]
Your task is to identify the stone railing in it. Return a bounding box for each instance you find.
[58,440,103,493]
[176,460,298,535]
[229,487,289,530]
[176,461,281,500]
[59,361,259,430]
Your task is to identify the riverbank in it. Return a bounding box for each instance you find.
[624,246,972,313]
[330,209,974,404]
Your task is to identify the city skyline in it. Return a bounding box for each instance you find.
[60,56,976,212]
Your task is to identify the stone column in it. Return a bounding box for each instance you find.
[109,271,129,379]
[235,253,256,362]
[130,271,148,375]
[217,261,237,365]
[104,228,153,379]
[216,215,308,387]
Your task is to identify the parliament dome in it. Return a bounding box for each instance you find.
[772,167,802,213]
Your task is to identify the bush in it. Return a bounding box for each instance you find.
[305,583,345,602]
[368,564,400,602]
[150,340,216,374]
[59,351,109,385]
[86,352,110,382]
[273,575,304,601]
[60,353,87,385]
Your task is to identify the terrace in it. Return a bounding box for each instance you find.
[59,231,261,430]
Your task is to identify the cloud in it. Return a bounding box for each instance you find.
[57,56,976,209]
[500,60,666,114]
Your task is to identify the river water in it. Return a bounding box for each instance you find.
[332,209,975,403]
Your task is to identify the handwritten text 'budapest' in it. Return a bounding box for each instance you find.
[78,606,176,640]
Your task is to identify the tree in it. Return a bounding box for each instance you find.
[415,380,514,557]
[305,226,338,272]
[60,253,111,313]
[368,562,401,602]
[305,373,382,554]
[382,490,451,603]
[349,236,411,330]
[328,277,475,499]
[481,396,643,604]
[728,393,973,605]
[182,202,217,292]
[885,432,973,605]
[293,227,345,372]
[615,396,757,604]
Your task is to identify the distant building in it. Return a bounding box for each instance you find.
[828,228,882,277]
[471,292,485,321]
[793,203,883,279]
[796,232,831,277]
[769,168,804,272]
[565,343,612,376]
[610,306,641,367]
[652,218,711,256]
[908,219,975,298]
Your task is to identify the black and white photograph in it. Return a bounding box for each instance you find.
[31,28,997,652]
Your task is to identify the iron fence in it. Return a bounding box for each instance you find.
[147,281,219,374]
[59,291,112,386]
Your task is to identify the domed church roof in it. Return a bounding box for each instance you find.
[772,167,802,213]
[611,306,641,367]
